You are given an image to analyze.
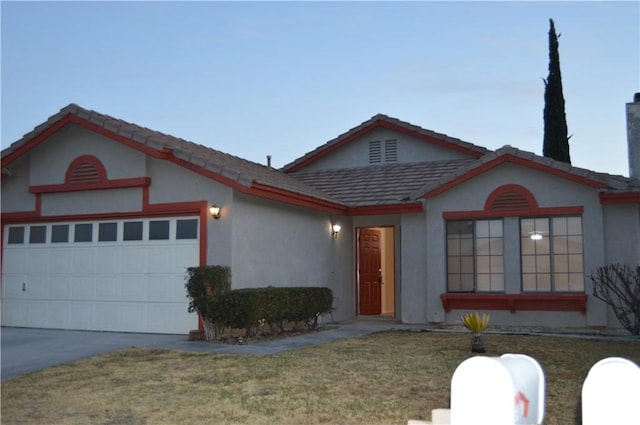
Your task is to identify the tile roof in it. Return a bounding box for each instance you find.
[281,113,489,172]
[411,145,640,199]
[291,159,476,206]
[1,104,343,205]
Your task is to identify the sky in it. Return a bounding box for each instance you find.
[1,1,638,176]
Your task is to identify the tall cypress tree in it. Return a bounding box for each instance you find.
[543,18,571,163]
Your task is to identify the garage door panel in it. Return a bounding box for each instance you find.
[71,276,94,300]
[72,249,95,273]
[3,217,198,334]
[4,250,28,274]
[49,249,72,273]
[26,276,48,299]
[48,276,70,299]
[95,275,120,300]
[28,250,49,273]
[47,303,69,328]
[26,301,47,327]
[121,247,147,273]
[96,247,120,273]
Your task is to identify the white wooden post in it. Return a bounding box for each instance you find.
[582,357,640,425]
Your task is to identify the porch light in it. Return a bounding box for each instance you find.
[209,205,221,219]
[332,224,341,239]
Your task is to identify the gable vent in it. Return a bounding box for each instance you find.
[489,190,530,211]
[369,140,382,163]
[68,162,101,184]
[384,139,397,162]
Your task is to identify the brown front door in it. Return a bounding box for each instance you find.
[359,228,382,315]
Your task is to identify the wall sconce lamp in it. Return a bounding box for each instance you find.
[331,224,341,239]
[209,205,221,220]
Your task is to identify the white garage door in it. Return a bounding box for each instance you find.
[2,217,200,334]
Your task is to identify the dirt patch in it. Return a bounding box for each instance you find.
[189,323,339,344]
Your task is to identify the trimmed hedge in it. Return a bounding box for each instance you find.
[185,265,334,340]
[211,286,334,334]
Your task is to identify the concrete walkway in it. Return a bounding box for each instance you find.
[1,320,420,380]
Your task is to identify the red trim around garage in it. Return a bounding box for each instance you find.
[347,203,423,216]
[440,293,588,314]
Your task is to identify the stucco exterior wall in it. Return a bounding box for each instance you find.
[425,162,608,328]
[1,156,35,213]
[29,125,146,185]
[301,127,472,171]
[231,192,354,322]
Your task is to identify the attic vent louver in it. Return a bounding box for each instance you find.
[65,155,107,185]
[489,191,530,211]
[69,162,101,184]
[369,140,382,163]
[384,139,397,162]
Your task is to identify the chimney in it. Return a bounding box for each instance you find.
[627,93,640,179]
[267,155,272,168]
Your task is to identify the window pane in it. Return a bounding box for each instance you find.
[123,222,143,241]
[521,237,535,255]
[477,274,491,292]
[534,218,549,234]
[99,222,118,242]
[447,239,460,256]
[567,217,582,235]
[535,238,550,255]
[521,219,535,236]
[490,256,504,273]
[8,227,25,244]
[149,220,170,240]
[490,274,505,291]
[567,235,583,254]
[447,221,461,237]
[476,239,490,256]
[29,226,46,243]
[554,255,568,273]
[74,223,93,242]
[460,274,474,291]
[448,274,461,292]
[537,274,551,291]
[460,239,473,256]
[553,236,568,254]
[537,256,551,273]
[460,256,474,274]
[477,257,490,274]
[476,220,489,238]
[568,254,583,273]
[489,220,503,237]
[568,273,584,291]
[552,217,568,235]
[523,274,537,291]
[490,238,503,255]
[522,256,537,273]
[176,219,198,239]
[555,273,570,291]
[448,257,460,274]
[51,225,69,243]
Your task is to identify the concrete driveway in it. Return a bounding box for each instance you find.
[1,321,413,380]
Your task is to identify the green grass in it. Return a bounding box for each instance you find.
[1,331,638,425]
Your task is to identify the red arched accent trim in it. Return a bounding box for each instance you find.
[65,155,107,184]
[484,184,538,212]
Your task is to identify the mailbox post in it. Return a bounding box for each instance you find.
[451,354,545,425]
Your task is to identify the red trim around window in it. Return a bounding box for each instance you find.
[440,293,588,314]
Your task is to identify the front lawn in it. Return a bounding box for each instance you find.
[1,331,638,425]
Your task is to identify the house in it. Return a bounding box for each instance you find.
[2,100,639,334]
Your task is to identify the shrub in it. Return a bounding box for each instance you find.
[185,265,231,340]
[210,286,333,339]
[590,264,640,335]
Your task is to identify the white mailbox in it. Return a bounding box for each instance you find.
[451,354,545,425]
[582,357,640,425]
